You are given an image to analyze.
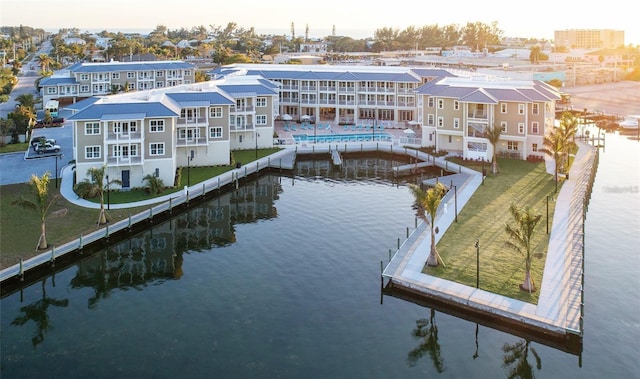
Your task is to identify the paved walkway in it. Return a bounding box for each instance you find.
[383,141,597,335]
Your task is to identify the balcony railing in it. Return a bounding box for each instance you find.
[176,137,208,146]
[106,156,142,165]
[106,131,142,140]
[229,123,255,131]
[177,117,207,125]
[230,105,255,113]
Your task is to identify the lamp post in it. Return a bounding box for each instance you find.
[454,185,458,223]
[53,153,61,189]
[187,155,192,187]
[372,108,376,141]
[475,239,480,288]
[106,174,110,210]
[255,132,260,158]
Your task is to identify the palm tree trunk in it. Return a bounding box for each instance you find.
[427,225,439,267]
[98,202,107,225]
[38,221,47,250]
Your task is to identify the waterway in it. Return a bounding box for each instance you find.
[1,134,638,378]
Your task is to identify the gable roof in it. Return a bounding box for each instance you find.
[68,102,179,121]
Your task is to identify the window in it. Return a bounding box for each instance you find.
[532,143,538,152]
[453,118,460,129]
[501,103,508,113]
[156,82,164,88]
[127,72,135,79]
[149,120,165,132]
[428,98,434,108]
[518,123,525,134]
[85,146,101,159]
[80,74,89,81]
[501,121,508,133]
[518,104,525,115]
[437,117,444,127]
[531,122,539,134]
[184,70,191,76]
[156,71,164,77]
[155,168,160,177]
[256,97,267,107]
[149,143,165,156]
[256,115,267,125]
[427,114,434,126]
[112,72,120,79]
[507,141,519,151]
[448,136,452,143]
[532,103,539,115]
[453,100,459,110]
[85,122,100,135]
[209,127,223,139]
[80,85,90,93]
[437,99,444,109]
[128,83,135,90]
[210,107,222,118]
[113,145,138,157]
[47,87,56,94]
[179,129,200,139]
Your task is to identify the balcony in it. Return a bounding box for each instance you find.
[230,105,255,113]
[106,131,142,141]
[467,110,488,120]
[177,117,207,125]
[230,123,255,131]
[107,155,142,166]
[176,137,208,146]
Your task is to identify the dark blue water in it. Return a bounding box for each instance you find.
[2,137,639,378]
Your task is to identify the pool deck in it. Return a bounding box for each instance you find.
[383,140,597,352]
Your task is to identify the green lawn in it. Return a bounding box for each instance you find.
[0,142,28,154]
[427,158,560,304]
[0,148,282,267]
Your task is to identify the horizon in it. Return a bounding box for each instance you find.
[2,0,638,45]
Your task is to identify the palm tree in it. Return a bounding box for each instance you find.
[36,53,54,73]
[540,113,578,186]
[15,93,36,110]
[504,203,542,293]
[409,182,447,267]
[142,174,165,195]
[539,127,563,187]
[485,124,503,174]
[12,172,60,250]
[74,166,121,225]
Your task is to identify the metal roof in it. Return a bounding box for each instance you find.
[459,89,499,104]
[71,61,195,73]
[68,102,178,121]
[39,77,77,86]
[484,88,532,102]
[165,92,235,105]
[216,84,278,96]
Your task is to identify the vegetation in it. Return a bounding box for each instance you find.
[74,166,122,225]
[505,203,543,293]
[485,124,503,174]
[409,182,448,267]
[427,159,557,303]
[540,112,578,185]
[11,172,59,250]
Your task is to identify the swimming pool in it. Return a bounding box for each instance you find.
[293,132,393,144]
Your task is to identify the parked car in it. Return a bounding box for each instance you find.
[31,137,56,150]
[34,118,65,128]
[35,142,61,154]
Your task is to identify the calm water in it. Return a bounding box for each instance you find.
[1,137,639,378]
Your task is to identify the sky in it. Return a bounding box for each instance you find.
[2,0,638,45]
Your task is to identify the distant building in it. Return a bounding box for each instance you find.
[554,29,625,49]
[39,60,196,107]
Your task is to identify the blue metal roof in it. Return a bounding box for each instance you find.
[485,88,532,102]
[166,92,235,105]
[68,102,178,121]
[71,61,195,73]
[217,84,278,96]
[460,89,499,104]
[39,77,77,86]
[410,68,457,78]
[65,96,103,112]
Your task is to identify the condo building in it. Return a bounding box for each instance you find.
[68,64,561,190]
[39,60,196,108]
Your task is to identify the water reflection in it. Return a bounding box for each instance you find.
[502,339,542,379]
[407,308,445,372]
[11,277,69,349]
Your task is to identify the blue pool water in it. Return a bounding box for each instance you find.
[293,132,393,144]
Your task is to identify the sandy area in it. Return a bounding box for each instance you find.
[560,81,640,118]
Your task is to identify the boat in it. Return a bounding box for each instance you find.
[619,115,640,133]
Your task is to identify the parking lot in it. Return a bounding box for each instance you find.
[0,109,73,185]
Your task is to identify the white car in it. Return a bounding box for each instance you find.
[35,142,61,154]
